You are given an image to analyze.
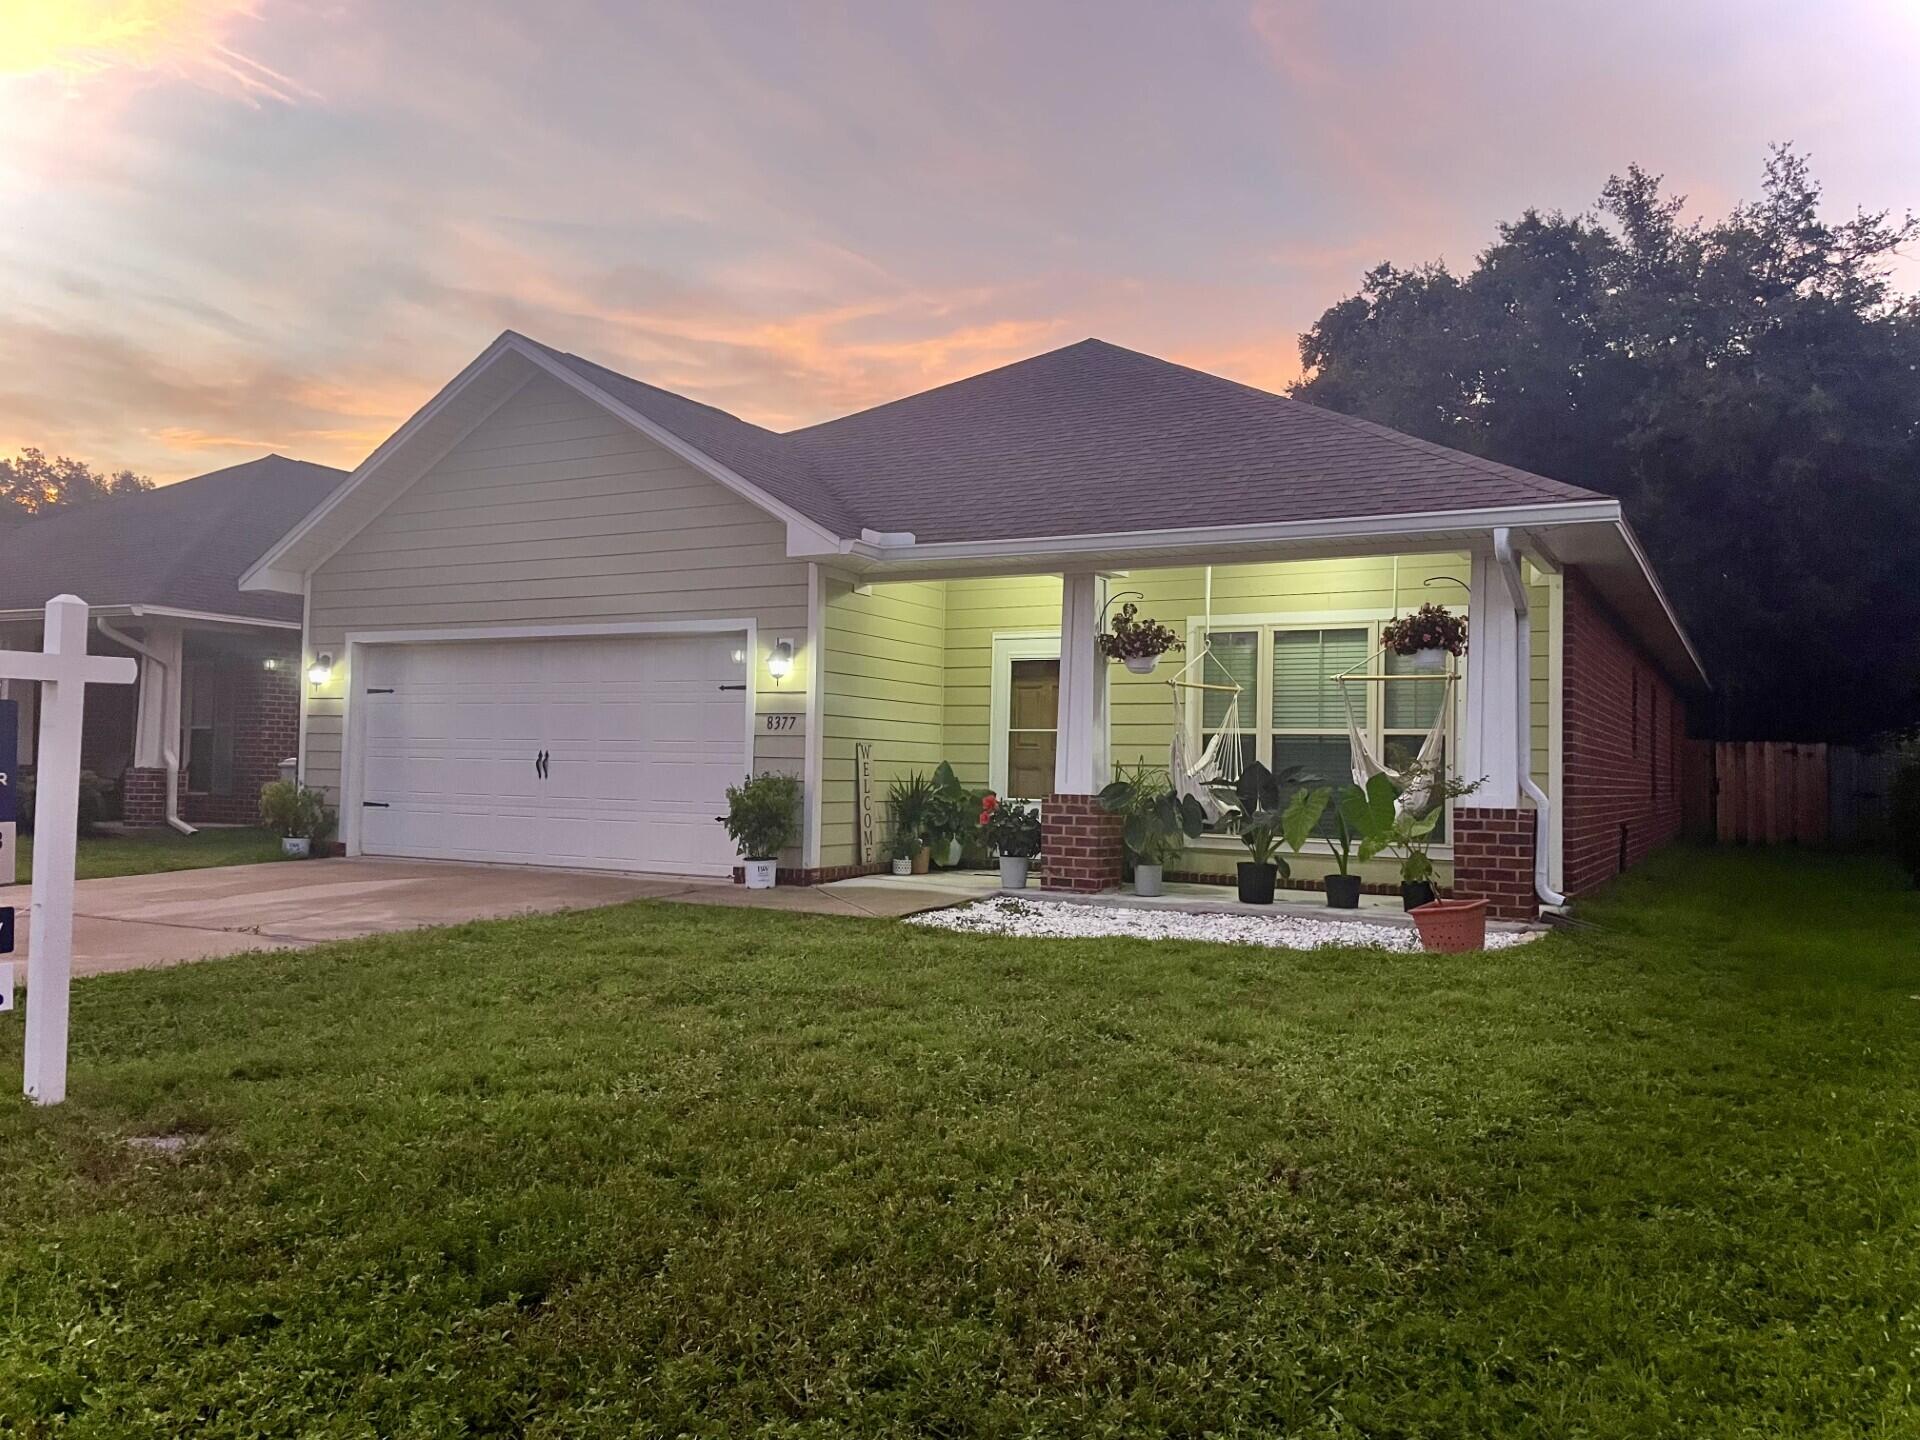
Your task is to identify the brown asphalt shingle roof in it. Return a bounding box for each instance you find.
[531,335,1603,544]
[0,454,345,625]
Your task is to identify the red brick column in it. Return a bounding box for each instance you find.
[1041,793,1123,894]
[121,766,167,827]
[1451,807,1539,920]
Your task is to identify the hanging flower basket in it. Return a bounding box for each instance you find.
[1095,603,1182,671]
[1383,603,1467,667]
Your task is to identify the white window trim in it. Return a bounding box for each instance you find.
[1179,608,1465,860]
[988,631,1064,801]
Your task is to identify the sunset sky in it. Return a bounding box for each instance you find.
[3,0,1917,484]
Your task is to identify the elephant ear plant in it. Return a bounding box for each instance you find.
[1212,760,1314,905]
[1098,762,1206,897]
[1339,766,1484,910]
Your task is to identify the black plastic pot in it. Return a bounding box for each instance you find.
[1237,861,1278,905]
[1324,873,1362,909]
[1401,880,1437,911]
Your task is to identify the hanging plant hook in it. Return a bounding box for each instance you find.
[1097,589,1146,630]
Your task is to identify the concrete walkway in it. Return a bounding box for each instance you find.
[0,858,969,979]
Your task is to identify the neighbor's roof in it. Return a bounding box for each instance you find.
[0,454,345,625]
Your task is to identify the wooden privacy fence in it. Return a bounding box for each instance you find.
[1713,741,1830,845]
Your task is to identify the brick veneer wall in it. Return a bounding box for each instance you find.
[181,639,301,826]
[1562,571,1686,895]
[121,767,167,827]
[1040,792,1124,893]
[1451,807,1539,920]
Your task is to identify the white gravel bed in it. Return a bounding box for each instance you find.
[908,895,1534,952]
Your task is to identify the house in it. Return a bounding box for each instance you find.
[0,455,345,827]
[243,334,1705,917]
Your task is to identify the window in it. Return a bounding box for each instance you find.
[182,661,237,796]
[1194,620,1458,844]
[989,635,1062,801]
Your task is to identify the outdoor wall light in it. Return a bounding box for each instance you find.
[766,638,795,681]
[731,646,747,665]
[306,653,334,687]
[262,657,281,672]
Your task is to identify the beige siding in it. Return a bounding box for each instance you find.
[817,576,947,868]
[305,374,810,854]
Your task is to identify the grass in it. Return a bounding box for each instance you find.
[0,847,1915,1436]
[11,826,286,881]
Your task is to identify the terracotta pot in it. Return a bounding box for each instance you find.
[1411,898,1488,953]
[913,846,931,875]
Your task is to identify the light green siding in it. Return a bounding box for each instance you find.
[819,554,1558,883]
[818,576,948,866]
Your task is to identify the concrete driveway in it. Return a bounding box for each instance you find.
[0,858,958,979]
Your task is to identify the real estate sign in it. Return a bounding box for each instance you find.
[0,697,14,887]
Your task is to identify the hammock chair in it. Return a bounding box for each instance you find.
[1334,648,1455,822]
[1164,569,1245,824]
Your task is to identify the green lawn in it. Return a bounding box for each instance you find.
[0,848,1915,1436]
[10,826,287,882]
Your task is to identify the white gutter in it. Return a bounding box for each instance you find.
[1492,529,1565,908]
[94,618,197,836]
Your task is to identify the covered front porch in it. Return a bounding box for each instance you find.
[811,527,1568,919]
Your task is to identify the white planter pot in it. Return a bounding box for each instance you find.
[281,836,310,859]
[1123,655,1160,675]
[744,858,777,890]
[891,857,913,876]
[999,855,1031,889]
[943,838,964,868]
[1405,647,1449,673]
[1133,862,1164,897]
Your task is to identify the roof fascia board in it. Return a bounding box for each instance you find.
[507,339,847,554]
[1615,518,1710,688]
[0,603,298,631]
[822,498,1624,567]
[240,333,531,593]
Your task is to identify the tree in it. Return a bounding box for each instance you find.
[0,449,152,525]
[1293,147,1920,742]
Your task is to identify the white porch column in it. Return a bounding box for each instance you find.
[1053,572,1110,795]
[128,622,183,769]
[1462,547,1522,808]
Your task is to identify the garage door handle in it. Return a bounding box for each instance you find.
[362,801,390,808]
[717,683,747,692]
[535,750,549,780]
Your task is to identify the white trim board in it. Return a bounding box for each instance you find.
[988,630,1064,800]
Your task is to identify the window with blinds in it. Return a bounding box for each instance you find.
[1189,621,1456,844]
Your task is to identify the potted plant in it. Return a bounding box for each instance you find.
[924,761,972,867]
[259,778,332,857]
[1211,760,1309,905]
[888,771,938,874]
[1098,762,1205,897]
[889,828,919,877]
[979,792,1042,888]
[1095,602,1184,675]
[1383,602,1468,674]
[1340,767,1483,909]
[1278,783,1365,908]
[719,772,801,888]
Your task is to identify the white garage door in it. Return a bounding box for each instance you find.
[354,632,749,875]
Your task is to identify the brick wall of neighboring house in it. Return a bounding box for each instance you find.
[180,638,301,826]
[1561,571,1686,896]
[1040,792,1124,893]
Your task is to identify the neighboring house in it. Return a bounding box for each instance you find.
[244,334,1705,917]
[0,455,345,827]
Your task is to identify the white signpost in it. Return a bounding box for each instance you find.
[0,596,136,1104]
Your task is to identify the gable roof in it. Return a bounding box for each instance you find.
[0,454,344,626]
[784,338,1602,543]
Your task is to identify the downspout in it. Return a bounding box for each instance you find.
[94,618,197,836]
[1491,529,1566,908]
